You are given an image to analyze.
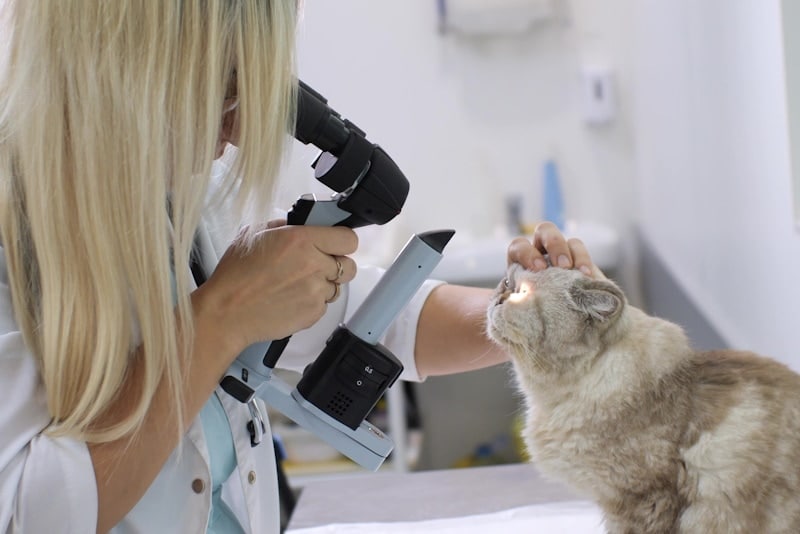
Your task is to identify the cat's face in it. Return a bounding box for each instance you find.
[486,265,626,379]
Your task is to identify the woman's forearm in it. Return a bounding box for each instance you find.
[414,284,509,378]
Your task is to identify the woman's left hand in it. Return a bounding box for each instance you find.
[506,221,595,277]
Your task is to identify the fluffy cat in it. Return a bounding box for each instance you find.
[485,264,800,534]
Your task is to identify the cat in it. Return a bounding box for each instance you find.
[485,264,800,534]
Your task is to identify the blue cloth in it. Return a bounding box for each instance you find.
[199,393,246,534]
[179,258,245,533]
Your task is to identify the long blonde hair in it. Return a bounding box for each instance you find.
[0,1,296,442]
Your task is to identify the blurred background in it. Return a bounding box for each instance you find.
[274,0,800,480]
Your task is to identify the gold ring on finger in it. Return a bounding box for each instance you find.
[325,282,341,304]
[334,257,344,282]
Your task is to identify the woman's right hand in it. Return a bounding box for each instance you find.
[193,221,358,358]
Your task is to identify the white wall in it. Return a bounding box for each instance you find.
[282,0,641,299]
[633,0,800,369]
[287,1,800,369]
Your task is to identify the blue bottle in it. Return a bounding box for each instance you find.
[542,159,565,231]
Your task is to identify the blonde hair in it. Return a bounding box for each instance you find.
[0,1,296,442]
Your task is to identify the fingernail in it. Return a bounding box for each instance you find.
[533,259,547,271]
[580,265,592,277]
[558,255,570,268]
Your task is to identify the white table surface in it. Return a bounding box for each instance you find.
[286,462,592,530]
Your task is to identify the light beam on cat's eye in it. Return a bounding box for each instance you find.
[507,281,534,303]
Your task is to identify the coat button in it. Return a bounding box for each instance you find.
[248,471,256,485]
[192,478,206,494]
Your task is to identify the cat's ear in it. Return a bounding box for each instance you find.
[569,279,625,322]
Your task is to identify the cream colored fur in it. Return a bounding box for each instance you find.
[486,265,800,534]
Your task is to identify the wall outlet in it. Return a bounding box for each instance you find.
[581,66,616,125]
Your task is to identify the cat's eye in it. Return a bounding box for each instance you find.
[502,277,511,290]
[506,280,534,303]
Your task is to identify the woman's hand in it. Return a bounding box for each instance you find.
[506,221,595,276]
[195,220,358,355]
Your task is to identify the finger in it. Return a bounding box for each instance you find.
[533,222,572,269]
[329,255,357,284]
[567,237,595,277]
[327,256,344,282]
[325,281,341,304]
[308,226,359,257]
[267,218,286,229]
[326,255,347,283]
[507,236,548,272]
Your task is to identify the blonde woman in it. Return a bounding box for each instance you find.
[0,1,593,533]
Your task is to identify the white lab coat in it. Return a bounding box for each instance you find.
[0,215,442,533]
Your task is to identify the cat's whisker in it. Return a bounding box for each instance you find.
[466,346,496,366]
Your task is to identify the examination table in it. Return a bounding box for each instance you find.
[286,463,603,532]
